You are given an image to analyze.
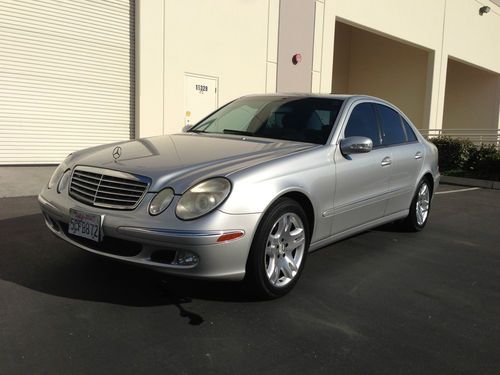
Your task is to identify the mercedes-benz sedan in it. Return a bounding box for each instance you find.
[39,94,439,298]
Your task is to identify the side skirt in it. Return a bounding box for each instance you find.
[309,210,409,252]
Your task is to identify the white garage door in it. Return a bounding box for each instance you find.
[0,0,135,164]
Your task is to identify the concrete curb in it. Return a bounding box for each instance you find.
[441,175,500,190]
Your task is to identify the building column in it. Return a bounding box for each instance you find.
[265,0,280,93]
[135,0,165,138]
[276,0,316,92]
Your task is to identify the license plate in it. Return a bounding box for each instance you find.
[68,209,102,242]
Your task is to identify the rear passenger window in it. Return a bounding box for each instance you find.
[344,103,381,147]
[402,118,418,142]
[376,105,406,146]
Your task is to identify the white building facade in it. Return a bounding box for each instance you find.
[0,0,499,193]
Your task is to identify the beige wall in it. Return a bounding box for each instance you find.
[332,23,429,129]
[443,58,500,130]
[136,0,280,137]
[331,22,351,93]
[445,0,500,73]
[136,0,500,138]
[436,0,500,131]
[315,0,500,131]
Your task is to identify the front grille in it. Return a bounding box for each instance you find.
[69,166,150,210]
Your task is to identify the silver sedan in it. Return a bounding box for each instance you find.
[39,94,440,298]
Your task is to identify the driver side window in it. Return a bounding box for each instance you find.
[344,103,381,147]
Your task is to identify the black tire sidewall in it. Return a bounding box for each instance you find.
[246,198,310,298]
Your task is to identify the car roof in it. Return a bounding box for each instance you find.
[242,93,385,102]
[241,93,400,110]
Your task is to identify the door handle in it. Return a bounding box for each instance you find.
[381,156,392,167]
[414,151,423,160]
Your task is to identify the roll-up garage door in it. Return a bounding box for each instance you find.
[0,0,135,164]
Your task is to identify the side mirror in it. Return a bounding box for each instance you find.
[340,136,373,155]
[182,124,193,133]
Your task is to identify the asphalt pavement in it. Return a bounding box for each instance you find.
[0,185,499,374]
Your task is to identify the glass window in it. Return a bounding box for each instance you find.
[191,97,344,145]
[402,118,418,142]
[376,105,406,145]
[209,105,259,132]
[344,103,381,147]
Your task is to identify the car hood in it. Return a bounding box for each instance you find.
[70,133,317,192]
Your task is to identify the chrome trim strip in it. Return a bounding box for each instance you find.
[100,178,146,188]
[72,176,100,187]
[75,165,150,184]
[95,195,137,203]
[327,187,412,217]
[322,208,335,218]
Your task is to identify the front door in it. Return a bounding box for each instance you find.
[332,102,392,235]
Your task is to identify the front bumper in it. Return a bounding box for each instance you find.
[38,189,260,281]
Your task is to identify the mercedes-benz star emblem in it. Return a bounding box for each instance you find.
[112,146,122,161]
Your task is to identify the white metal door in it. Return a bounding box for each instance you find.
[0,0,135,164]
[184,74,218,127]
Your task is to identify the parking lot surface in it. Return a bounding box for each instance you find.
[1,185,499,374]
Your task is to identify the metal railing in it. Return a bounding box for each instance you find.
[420,128,500,147]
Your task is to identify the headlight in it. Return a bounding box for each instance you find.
[57,169,72,193]
[48,163,67,189]
[176,178,231,220]
[149,188,175,216]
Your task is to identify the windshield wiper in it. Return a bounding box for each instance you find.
[222,129,254,136]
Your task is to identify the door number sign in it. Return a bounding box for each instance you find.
[195,84,209,94]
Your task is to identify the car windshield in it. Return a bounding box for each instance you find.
[190,96,344,145]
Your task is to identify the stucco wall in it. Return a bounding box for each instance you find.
[317,0,500,131]
[445,0,500,73]
[136,0,280,136]
[137,0,500,137]
[331,22,351,93]
[332,23,429,129]
[443,58,500,130]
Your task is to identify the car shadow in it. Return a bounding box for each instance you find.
[0,213,259,325]
[371,221,409,233]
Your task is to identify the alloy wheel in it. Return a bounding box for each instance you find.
[416,182,430,226]
[264,212,306,287]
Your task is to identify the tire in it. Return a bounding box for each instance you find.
[401,178,432,232]
[245,197,310,299]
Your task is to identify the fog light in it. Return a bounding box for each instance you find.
[172,250,199,266]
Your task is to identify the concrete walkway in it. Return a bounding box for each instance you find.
[0,166,56,198]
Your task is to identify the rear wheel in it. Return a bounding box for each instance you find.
[402,179,432,231]
[246,198,310,299]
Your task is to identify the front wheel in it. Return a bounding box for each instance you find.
[402,179,432,232]
[245,198,310,299]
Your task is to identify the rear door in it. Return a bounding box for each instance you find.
[332,102,392,235]
[374,104,424,215]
